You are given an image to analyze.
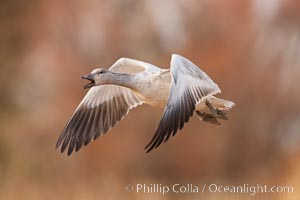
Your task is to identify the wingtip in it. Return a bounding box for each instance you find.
[144,144,152,153]
[171,54,184,63]
[144,146,155,153]
[144,141,158,153]
[56,144,74,156]
[67,148,74,156]
[145,149,151,154]
[171,53,183,58]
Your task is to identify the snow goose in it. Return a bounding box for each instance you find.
[56,54,235,155]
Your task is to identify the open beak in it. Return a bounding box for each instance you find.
[81,74,95,89]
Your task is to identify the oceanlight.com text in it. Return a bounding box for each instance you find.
[124,183,294,196]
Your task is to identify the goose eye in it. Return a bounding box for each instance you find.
[99,71,104,74]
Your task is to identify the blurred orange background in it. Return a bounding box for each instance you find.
[1,0,300,199]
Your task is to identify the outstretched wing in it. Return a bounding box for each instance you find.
[145,54,221,153]
[56,85,142,155]
[56,57,158,155]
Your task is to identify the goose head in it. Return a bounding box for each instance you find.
[81,68,111,89]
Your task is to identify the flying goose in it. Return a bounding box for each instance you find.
[56,54,235,155]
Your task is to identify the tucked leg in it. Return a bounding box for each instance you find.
[205,100,228,120]
[196,111,221,125]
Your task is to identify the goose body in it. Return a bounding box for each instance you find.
[124,69,171,108]
[56,54,235,155]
